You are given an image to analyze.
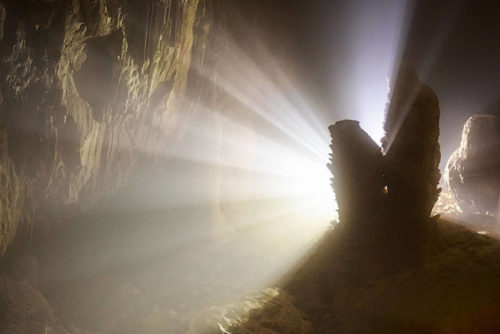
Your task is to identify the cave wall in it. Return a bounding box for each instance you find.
[0,2,311,332]
[0,0,307,257]
[0,0,207,256]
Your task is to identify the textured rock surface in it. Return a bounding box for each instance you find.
[0,0,207,256]
[0,0,306,259]
[445,114,500,219]
[0,1,308,332]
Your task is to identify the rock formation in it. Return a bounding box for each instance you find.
[328,120,384,227]
[445,114,500,219]
[0,0,206,257]
[0,0,305,260]
[235,97,500,332]
[329,67,441,233]
[0,1,309,332]
[229,68,500,334]
[382,66,441,224]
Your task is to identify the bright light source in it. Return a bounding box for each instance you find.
[279,155,335,221]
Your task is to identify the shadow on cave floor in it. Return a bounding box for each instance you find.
[230,217,500,333]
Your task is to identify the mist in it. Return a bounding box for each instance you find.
[0,0,499,333]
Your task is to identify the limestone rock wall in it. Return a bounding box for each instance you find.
[0,0,307,258]
[0,0,204,256]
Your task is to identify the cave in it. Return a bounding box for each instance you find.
[0,0,500,333]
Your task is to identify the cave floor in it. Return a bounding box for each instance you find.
[233,218,500,333]
[1,165,500,333]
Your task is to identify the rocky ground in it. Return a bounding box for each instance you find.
[2,209,500,333]
[232,218,500,333]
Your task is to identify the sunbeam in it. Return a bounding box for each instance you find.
[2,0,499,332]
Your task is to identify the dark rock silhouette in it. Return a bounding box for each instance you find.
[382,66,441,225]
[328,120,384,228]
[329,67,441,240]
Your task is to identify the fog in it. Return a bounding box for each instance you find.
[4,0,499,332]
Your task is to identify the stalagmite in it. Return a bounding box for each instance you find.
[328,66,441,239]
[328,120,384,227]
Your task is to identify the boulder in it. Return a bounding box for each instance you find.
[445,114,500,218]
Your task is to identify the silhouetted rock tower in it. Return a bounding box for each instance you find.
[328,120,384,227]
[329,66,441,233]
